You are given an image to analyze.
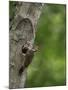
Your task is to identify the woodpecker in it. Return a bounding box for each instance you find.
[19,41,38,75]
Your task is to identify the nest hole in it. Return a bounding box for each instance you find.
[22,46,28,54]
[19,66,24,76]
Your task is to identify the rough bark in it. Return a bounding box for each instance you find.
[9,1,44,89]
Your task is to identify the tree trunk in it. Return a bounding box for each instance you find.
[9,1,43,89]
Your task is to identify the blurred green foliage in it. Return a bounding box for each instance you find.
[9,2,16,19]
[25,4,66,87]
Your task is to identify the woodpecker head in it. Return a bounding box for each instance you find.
[21,41,38,56]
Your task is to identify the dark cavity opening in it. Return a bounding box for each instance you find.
[22,46,28,54]
[19,66,24,76]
